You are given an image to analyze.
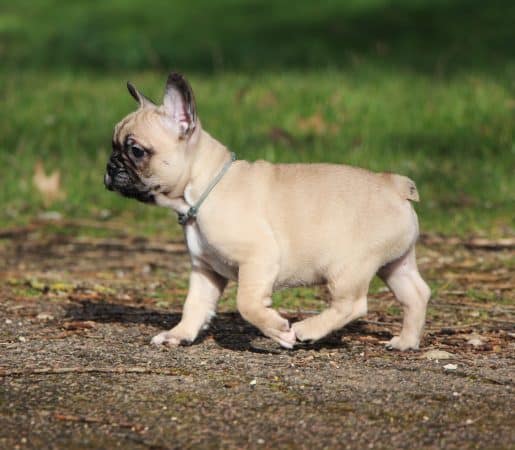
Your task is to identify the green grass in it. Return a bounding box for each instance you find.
[1,0,514,237]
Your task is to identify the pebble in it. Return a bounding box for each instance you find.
[422,350,455,360]
[467,335,484,347]
[36,312,54,321]
[5,319,13,325]
[443,363,458,371]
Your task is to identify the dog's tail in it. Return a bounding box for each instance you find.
[389,174,419,202]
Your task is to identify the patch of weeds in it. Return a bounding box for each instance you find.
[272,287,324,310]
[466,289,499,303]
[369,277,387,295]
[149,288,180,308]
[11,286,42,299]
[386,305,402,316]
[219,284,238,311]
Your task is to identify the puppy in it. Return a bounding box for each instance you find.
[104,73,430,350]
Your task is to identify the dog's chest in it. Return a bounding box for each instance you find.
[184,223,238,280]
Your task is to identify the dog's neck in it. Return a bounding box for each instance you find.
[188,130,232,203]
[156,128,232,214]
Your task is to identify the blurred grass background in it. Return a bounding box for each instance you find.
[1,0,514,237]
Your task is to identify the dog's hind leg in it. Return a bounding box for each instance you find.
[378,246,430,351]
[292,268,370,343]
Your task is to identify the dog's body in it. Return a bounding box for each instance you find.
[105,73,430,350]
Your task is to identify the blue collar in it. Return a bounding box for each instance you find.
[178,152,236,225]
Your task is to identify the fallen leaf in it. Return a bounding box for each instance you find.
[49,282,76,293]
[33,161,66,206]
[63,321,96,330]
[267,127,295,146]
[297,112,328,135]
[257,91,278,109]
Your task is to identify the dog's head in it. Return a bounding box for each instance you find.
[104,73,199,204]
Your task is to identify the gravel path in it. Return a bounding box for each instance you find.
[1,225,513,449]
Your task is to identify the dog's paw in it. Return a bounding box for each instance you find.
[292,319,323,342]
[265,326,296,349]
[151,329,194,347]
[385,335,419,351]
[276,328,297,349]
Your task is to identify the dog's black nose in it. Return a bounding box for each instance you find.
[104,172,114,190]
[105,162,117,190]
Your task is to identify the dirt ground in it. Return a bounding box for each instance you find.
[0,222,513,450]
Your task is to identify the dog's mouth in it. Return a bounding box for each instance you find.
[104,171,155,204]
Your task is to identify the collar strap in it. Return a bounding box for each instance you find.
[178,152,236,225]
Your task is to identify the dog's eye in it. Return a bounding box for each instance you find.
[130,145,145,159]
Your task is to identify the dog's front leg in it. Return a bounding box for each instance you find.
[236,260,296,349]
[151,267,227,346]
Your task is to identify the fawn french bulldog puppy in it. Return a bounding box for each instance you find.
[105,73,430,350]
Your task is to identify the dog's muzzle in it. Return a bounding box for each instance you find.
[104,161,155,204]
[104,172,114,191]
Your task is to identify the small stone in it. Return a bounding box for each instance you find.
[36,312,54,321]
[422,350,455,360]
[443,363,458,371]
[18,336,27,343]
[257,438,265,444]
[5,319,12,324]
[249,379,257,386]
[467,336,484,347]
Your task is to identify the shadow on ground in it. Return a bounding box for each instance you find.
[64,299,393,354]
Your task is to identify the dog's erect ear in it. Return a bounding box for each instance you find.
[163,72,197,137]
[127,82,155,108]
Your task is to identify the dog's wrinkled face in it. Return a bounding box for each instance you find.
[104,73,198,203]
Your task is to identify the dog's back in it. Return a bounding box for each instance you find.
[208,160,420,284]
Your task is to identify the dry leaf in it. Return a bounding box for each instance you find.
[33,161,66,206]
[63,321,96,330]
[268,127,295,146]
[257,91,278,109]
[297,112,327,135]
[297,112,339,135]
